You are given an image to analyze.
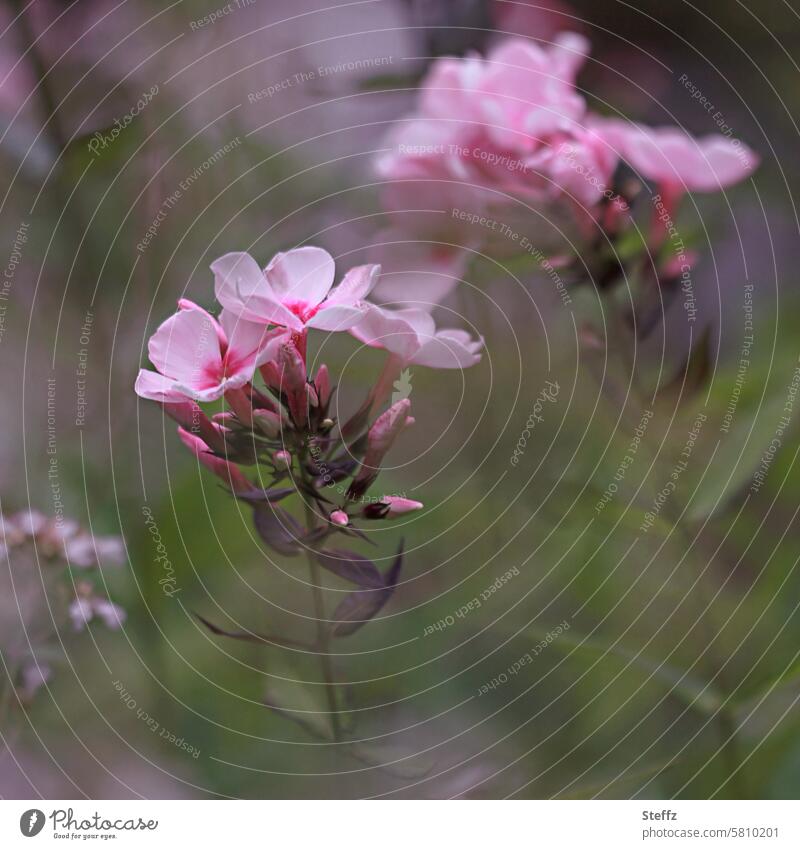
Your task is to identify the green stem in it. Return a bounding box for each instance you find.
[302,500,342,742]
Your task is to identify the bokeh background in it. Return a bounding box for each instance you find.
[1,0,800,799]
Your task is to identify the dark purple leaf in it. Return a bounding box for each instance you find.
[315,549,384,589]
[235,486,295,503]
[252,503,304,556]
[194,613,311,649]
[331,542,404,637]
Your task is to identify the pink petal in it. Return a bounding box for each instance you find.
[219,311,288,368]
[350,305,435,361]
[264,246,336,306]
[419,56,484,122]
[178,298,227,348]
[599,119,757,191]
[134,369,185,402]
[147,307,222,385]
[306,302,369,332]
[325,264,381,305]
[173,374,249,403]
[212,252,302,329]
[411,329,484,368]
[549,32,590,82]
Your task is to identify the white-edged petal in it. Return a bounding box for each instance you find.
[134,369,185,402]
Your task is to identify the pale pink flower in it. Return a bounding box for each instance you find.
[378,33,757,250]
[351,304,483,369]
[64,534,126,568]
[376,33,618,260]
[211,247,380,333]
[418,33,589,149]
[69,595,126,631]
[135,299,285,403]
[596,118,758,193]
[329,510,349,527]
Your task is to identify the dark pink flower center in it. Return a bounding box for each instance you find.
[200,348,247,388]
[285,300,320,323]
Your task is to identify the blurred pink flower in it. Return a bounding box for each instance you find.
[420,33,588,147]
[212,248,380,333]
[378,33,608,207]
[377,32,758,270]
[595,118,758,194]
[135,299,284,403]
[69,594,126,631]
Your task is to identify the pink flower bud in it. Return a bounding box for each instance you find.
[278,342,309,427]
[348,398,411,499]
[363,496,423,520]
[314,364,332,409]
[163,401,226,454]
[365,398,411,467]
[330,510,349,527]
[177,427,252,493]
[252,409,283,439]
[225,386,255,426]
[273,449,292,470]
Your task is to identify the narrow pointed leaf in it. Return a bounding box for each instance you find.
[234,486,295,503]
[194,613,312,649]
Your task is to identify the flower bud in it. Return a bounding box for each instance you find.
[348,398,411,499]
[177,427,252,493]
[314,364,332,410]
[365,399,411,466]
[278,342,309,427]
[225,386,255,426]
[330,510,349,527]
[252,409,283,439]
[273,449,292,471]
[363,496,423,520]
[164,401,226,454]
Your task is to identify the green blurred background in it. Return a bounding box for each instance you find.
[1,0,799,798]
